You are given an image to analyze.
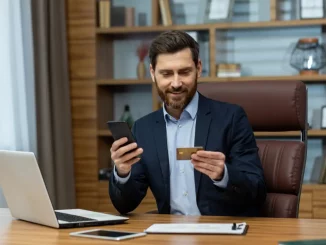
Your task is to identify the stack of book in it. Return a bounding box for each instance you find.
[216,63,241,77]
[98,0,135,28]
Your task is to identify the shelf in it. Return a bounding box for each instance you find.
[255,130,326,137]
[96,75,326,86]
[97,129,326,138]
[96,79,152,85]
[96,19,326,34]
[97,130,112,137]
[199,75,326,83]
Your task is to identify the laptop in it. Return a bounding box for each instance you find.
[0,150,129,228]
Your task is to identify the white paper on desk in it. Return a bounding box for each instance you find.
[144,222,248,235]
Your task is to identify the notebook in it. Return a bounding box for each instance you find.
[144,222,248,235]
[279,240,326,245]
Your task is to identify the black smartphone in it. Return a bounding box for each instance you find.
[107,121,141,157]
[107,121,136,146]
[70,229,146,241]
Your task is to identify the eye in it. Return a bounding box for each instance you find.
[179,70,191,75]
[161,72,172,77]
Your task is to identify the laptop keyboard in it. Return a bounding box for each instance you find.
[55,211,96,222]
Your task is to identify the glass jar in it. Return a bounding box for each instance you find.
[290,38,326,75]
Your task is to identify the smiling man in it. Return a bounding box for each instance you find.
[109,30,266,216]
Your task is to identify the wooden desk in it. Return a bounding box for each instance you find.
[1,208,326,245]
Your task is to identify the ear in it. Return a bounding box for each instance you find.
[197,59,202,78]
[149,64,155,83]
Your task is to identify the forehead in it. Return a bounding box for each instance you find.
[155,48,194,70]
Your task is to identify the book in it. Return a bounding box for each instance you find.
[98,0,110,28]
[279,239,326,245]
[159,0,172,26]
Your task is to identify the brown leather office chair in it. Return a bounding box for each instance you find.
[197,80,307,218]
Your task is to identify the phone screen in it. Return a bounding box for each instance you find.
[107,121,135,145]
[81,230,135,238]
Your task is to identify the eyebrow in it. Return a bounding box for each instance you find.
[158,67,193,73]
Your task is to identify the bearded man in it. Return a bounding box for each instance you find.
[109,30,266,216]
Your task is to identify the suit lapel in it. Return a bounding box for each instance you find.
[153,110,170,207]
[194,94,212,196]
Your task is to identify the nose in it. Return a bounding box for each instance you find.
[171,74,182,89]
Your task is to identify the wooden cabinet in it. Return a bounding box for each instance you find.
[299,184,326,219]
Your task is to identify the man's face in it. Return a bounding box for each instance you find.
[150,48,202,110]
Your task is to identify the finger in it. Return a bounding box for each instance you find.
[191,154,224,168]
[120,147,143,163]
[196,150,225,160]
[193,165,215,180]
[191,160,219,172]
[191,153,209,163]
[125,157,141,165]
[115,142,139,158]
[111,137,128,152]
[117,157,141,175]
[111,142,138,162]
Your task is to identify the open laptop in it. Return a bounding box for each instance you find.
[0,150,129,228]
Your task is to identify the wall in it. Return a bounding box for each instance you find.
[0,189,7,208]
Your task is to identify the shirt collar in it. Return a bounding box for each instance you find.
[163,91,199,122]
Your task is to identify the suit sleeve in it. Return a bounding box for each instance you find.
[219,106,267,206]
[108,121,149,214]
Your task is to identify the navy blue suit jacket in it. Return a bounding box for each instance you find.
[109,93,267,216]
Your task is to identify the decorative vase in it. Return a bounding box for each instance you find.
[290,38,326,75]
[119,104,134,129]
[137,61,146,79]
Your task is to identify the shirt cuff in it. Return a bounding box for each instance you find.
[113,165,131,184]
[212,164,228,188]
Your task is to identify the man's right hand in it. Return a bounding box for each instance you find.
[110,137,143,177]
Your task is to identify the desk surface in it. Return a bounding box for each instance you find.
[1,208,326,245]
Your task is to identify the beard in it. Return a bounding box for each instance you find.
[154,75,197,110]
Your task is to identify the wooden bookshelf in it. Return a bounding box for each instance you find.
[199,75,326,83]
[97,130,112,137]
[97,129,326,138]
[255,130,326,137]
[299,184,326,219]
[96,75,326,86]
[96,79,152,85]
[67,0,326,217]
[96,19,326,34]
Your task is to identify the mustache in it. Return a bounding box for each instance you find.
[167,87,187,93]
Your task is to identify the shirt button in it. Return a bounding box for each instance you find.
[180,169,185,173]
[183,191,188,196]
[178,125,182,128]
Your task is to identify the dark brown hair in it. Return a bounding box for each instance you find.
[149,30,199,70]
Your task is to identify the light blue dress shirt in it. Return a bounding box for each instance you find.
[114,91,229,215]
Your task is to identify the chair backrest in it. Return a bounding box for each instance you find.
[197,80,307,218]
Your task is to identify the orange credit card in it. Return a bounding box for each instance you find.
[176,147,204,160]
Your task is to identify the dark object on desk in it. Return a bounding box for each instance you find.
[99,168,112,180]
[198,80,307,218]
[279,239,326,245]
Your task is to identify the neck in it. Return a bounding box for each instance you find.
[165,105,182,120]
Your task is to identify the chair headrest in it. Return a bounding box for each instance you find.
[197,80,307,131]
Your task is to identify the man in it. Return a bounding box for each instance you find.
[109,30,266,216]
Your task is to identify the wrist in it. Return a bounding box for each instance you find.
[213,167,225,181]
[116,168,130,178]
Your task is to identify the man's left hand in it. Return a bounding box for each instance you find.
[191,151,225,181]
